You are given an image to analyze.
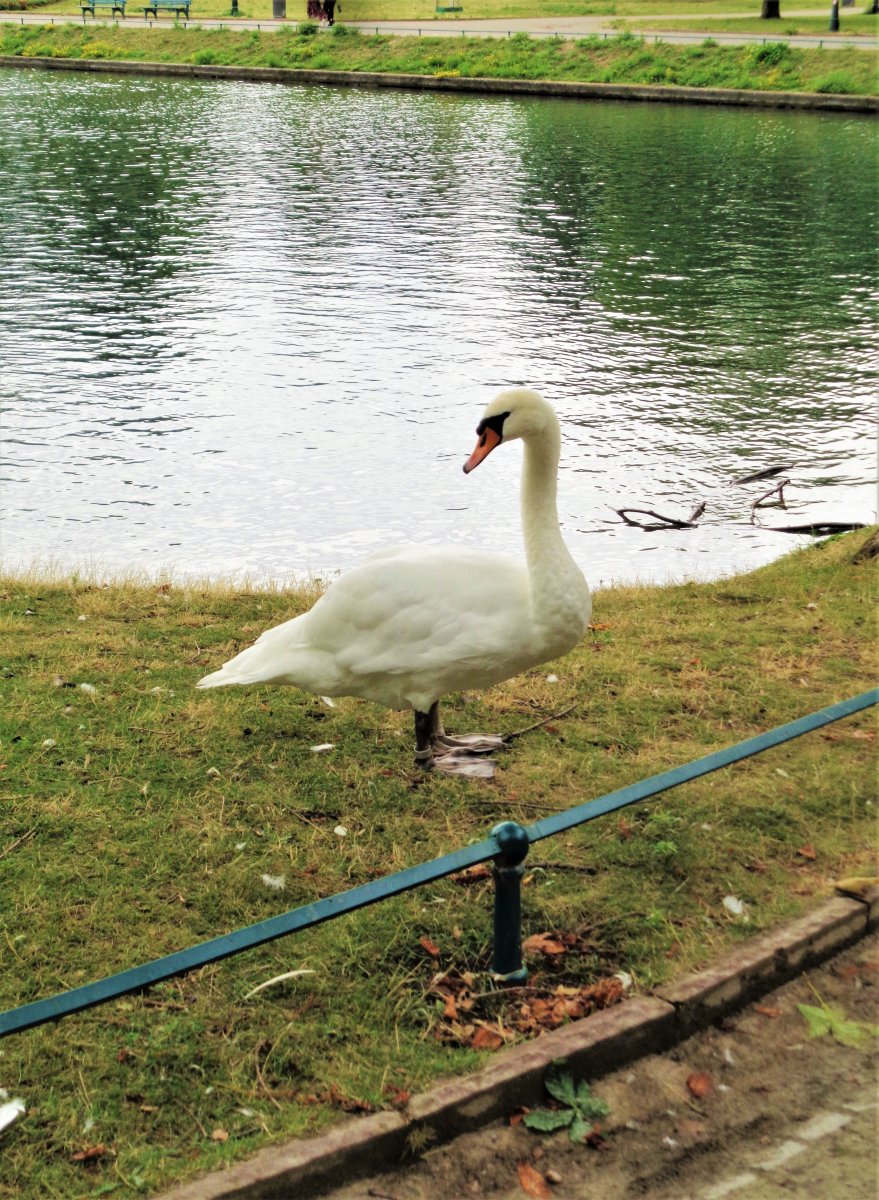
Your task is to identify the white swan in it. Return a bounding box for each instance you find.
[197,389,591,776]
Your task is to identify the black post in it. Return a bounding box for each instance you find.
[230,0,238,13]
[829,0,840,27]
[272,0,286,16]
[491,821,530,983]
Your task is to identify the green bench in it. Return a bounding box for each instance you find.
[81,0,127,15]
[143,0,191,16]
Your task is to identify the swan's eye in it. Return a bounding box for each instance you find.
[479,433,487,448]
[476,410,511,441]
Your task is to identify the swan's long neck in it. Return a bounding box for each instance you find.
[521,423,590,631]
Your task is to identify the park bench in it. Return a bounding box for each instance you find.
[143,0,191,17]
[81,0,127,16]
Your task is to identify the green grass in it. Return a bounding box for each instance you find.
[16,0,849,20]
[1,22,876,92]
[1,530,877,1197]
[623,12,879,36]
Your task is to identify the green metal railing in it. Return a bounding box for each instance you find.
[1,689,876,1038]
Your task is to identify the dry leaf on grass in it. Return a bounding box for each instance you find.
[471,1024,507,1051]
[383,1085,411,1109]
[451,864,492,885]
[419,935,441,958]
[71,1144,111,1163]
[523,932,567,956]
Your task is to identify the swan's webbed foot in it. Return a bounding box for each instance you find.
[433,733,507,754]
[413,704,503,779]
[414,746,496,779]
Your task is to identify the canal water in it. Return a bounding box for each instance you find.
[1,68,876,587]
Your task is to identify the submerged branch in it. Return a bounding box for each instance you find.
[731,463,794,486]
[750,479,790,521]
[615,502,706,530]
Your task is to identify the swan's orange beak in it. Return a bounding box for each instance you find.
[463,427,501,474]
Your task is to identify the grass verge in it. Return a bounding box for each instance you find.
[15,0,845,21]
[1,23,877,94]
[1,529,877,1197]
[623,12,879,37]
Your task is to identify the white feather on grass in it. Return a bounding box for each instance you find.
[0,1098,25,1134]
[243,970,315,1000]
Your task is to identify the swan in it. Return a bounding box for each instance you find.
[196,388,592,777]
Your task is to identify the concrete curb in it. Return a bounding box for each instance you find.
[153,891,875,1200]
[0,55,877,113]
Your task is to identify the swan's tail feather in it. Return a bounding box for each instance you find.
[196,668,246,690]
[196,645,284,690]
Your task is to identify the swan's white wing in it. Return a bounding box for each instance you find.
[304,546,532,700]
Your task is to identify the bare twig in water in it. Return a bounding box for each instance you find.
[759,522,867,537]
[731,463,793,486]
[615,502,706,530]
[749,479,790,522]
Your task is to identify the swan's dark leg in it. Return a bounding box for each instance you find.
[411,704,496,779]
[414,709,435,770]
[429,700,507,755]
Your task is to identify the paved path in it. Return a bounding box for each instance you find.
[319,933,879,1200]
[0,8,875,48]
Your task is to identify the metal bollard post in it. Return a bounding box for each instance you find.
[491,821,530,983]
[829,0,839,29]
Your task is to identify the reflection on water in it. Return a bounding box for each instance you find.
[1,70,876,587]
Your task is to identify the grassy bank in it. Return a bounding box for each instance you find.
[1,530,877,1198]
[2,21,877,93]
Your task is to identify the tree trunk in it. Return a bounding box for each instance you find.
[760,0,781,15]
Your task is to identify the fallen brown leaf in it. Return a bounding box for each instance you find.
[451,864,492,885]
[755,1005,781,1019]
[796,844,817,861]
[383,1085,411,1110]
[210,1128,229,1143]
[523,933,566,956]
[517,1161,552,1199]
[686,1071,713,1099]
[71,1144,110,1163]
[419,935,441,958]
[471,1025,505,1052]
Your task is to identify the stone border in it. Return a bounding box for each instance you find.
[0,55,877,112]
[153,890,876,1200]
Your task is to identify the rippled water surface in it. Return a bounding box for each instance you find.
[1,69,876,587]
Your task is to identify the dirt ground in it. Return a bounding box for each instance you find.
[322,934,879,1200]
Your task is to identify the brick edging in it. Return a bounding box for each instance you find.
[153,891,874,1200]
[0,55,877,112]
